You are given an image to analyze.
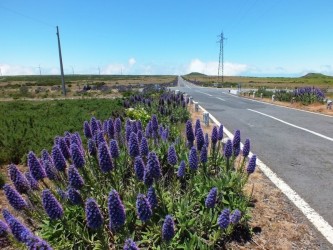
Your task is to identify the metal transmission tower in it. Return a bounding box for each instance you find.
[56,26,66,96]
[217,32,227,85]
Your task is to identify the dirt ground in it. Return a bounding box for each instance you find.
[189,104,329,249]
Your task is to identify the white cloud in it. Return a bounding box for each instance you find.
[185,59,249,76]
[0,64,61,76]
[128,58,136,66]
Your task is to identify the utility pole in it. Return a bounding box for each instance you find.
[56,26,66,96]
[217,32,227,85]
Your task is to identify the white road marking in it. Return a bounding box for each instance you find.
[248,109,333,142]
[198,104,333,245]
[216,97,226,101]
[185,84,191,89]
[196,90,212,96]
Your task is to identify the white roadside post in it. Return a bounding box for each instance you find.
[203,112,209,126]
[194,101,199,112]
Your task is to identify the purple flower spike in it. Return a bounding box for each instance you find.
[52,146,67,172]
[211,126,218,146]
[70,143,85,168]
[90,117,99,136]
[107,119,115,139]
[85,198,104,229]
[123,239,139,250]
[28,151,46,181]
[185,120,194,146]
[247,155,257,174]
[233,145,240,157]
[134,156,145,181]
[83,121,92,138]
[230,209,242,224]
[68,165,85,190]
[177,160,186,178]
[8,164,30,194]
[97,131,106,145]
[42,189,63,220]
[224,140,232,159]
[129,132,140,158]
[88,139,97,156]
[68,188,83,205]
[3,184,28,211]
[146,152,161,180]
[25,171,39,190]
[218,125,224,141]
[42,160,58,181]
[136,194,152,222]
[205,133,209,147]
[103,120,108,135]
[200,145,208,164]
[59,137,70,160]
[205,187,218,208]
[115,117,122,134]
[147,186,158,209]
[98,142,113,173]
[131,121,138,134]
[194,119,201,136]
[151,114,159,132]
[167,145,178,166]
[140,137,149,157]
[137,130,143,142]
[233,130,241,149]
[0,220,8,237]
[243,139,250,157]
[108,190,126,231]
[137,120,142,131]
[25,234,53,250]
[126,125,132,143]
[218,208,230,229]
[145,121,152,138]
[143,168,153,187]
[162,215,175,242]
[196,127,205,151]
[41,149,53,164]
[2,209,32,242]
[189,147,198,171]
[110,139,120,159]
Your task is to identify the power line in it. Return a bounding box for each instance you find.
[0,4,54,28]
[217,32,227,84]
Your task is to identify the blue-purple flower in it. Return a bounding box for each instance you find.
[0,220,8,237]
[185,120,194,147]
[52,146,67,172]
[200,145,208,164]
[3,184,28,211]
[59,137,70,160]
[196,127,205,151]
[194,119,201,136]
[83,121,92,138]
[68,165,84,189]
[218,208,230,229]
[211,126,218,146]
[42,189,63,220]
[2,209,31,243]
[151,114,159,132]
[233,129,241,149]
[128,132,140,158]
[136,194,152,222]
[177,160,186,178]
[224,139,232,159]
[189,147,198,171]
[85,198,104,229]
[247,155,257,174]
[28,151,46,181]
[230,209,242,224]
[108,190,126,231]
[98,142,113,173]
[114,117,122,134]
[205,133,209,147]
[167,145,178,165]
[8,164,30,194]
[70,143,85,168]
[41,149,53,164]
[123,239,139,250]
[90,117,99,136]
[107,119,115,139]
[126,125,132,143]
[110,139,120,159]
[147,186,157,209]
[88,139,97,156]
[146,152,161,180]
[242,139,250,157]
[162,215,175,241]
[140,137,149,157]
[68,187,83,205]
[205,187,217,208]
[218,125,223,141]
[25,171,39,190]
[134,156,145,181]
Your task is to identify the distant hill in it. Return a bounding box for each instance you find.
[185,72,207,77]
[301,73,332,78]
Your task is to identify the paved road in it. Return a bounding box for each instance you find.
[173,76,333,246]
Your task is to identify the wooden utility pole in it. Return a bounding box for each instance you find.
[56,26,66,96]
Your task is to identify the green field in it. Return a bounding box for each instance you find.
[0,98,124,164]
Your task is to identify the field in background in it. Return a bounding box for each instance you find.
[183,73,333,97]
[0,75,177,99]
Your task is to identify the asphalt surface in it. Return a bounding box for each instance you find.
[173,76,333,247]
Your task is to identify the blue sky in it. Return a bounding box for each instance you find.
[1,0,333,76]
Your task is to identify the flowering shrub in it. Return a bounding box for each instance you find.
[1,91,257,249]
